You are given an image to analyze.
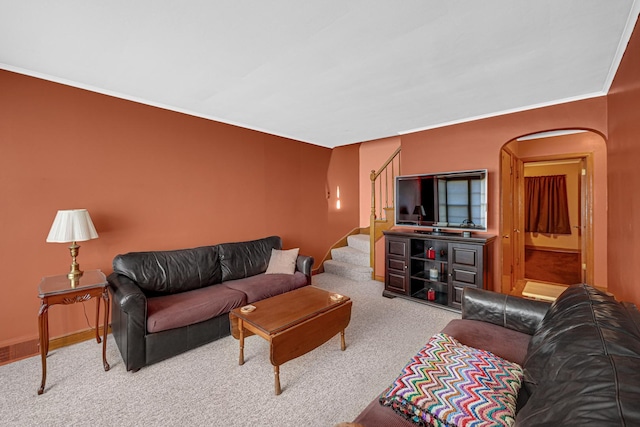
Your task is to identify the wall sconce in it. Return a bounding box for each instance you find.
[46,209,99,283]
[336,186,341,209]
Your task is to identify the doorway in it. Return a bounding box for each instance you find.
[522,158,585,285]
[500,130,606,295]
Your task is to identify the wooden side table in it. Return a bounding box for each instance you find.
[37,269,110,395]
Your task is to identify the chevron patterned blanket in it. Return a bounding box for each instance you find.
[379,333,523,427]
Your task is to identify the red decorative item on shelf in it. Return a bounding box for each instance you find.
[427,247,436,259]
[427,288,436,301]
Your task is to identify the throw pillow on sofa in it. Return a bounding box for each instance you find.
[380,333,523,427]
[265,248,299,275]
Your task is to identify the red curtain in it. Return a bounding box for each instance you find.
[525,175,571,234]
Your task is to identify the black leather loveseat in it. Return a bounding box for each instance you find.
[108,236,313,372]
[353,283,640,426]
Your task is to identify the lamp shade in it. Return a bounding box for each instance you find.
[46,209,99,243]
[413,205,426,216]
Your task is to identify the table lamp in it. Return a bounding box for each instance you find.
[46,209,99,281]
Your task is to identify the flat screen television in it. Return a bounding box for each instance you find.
[394,169,488,232]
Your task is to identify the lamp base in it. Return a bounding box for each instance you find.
[67,242,83,286]
[68,269,83,288]
[68,270,83,280]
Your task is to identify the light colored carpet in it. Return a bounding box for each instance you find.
[0,273,459,426]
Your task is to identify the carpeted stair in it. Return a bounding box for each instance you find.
[323,234,373,281]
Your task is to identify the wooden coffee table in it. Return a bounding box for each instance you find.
[229,286,352,395]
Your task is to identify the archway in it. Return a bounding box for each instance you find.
[500,129,607,296]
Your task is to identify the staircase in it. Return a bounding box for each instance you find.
[319,146,400,282]
[322,234,373,281]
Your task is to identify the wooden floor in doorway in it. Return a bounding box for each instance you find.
[525,247,581,285]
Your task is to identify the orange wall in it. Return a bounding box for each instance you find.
[327,143,362,234]
[398,98,608,294]
[607,18,640,305]
[358,136,401,227]
[0,71,359,347]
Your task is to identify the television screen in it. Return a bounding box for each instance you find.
[395,169,488,231]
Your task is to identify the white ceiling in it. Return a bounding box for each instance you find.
[1,1,639,148]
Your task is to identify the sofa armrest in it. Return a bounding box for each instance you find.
[107,272,148,371]
[109,273,147,314]
[295,255,314,285]
[461,287,551,336]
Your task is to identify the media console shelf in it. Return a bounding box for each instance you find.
[383,230,496,311]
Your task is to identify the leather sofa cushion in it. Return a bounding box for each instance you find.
[518,283,640,425]
[441,318,531,365]
[146,284,246,333]
[222,271,308,303]
[219,235,282,282]
[113,245,222,294]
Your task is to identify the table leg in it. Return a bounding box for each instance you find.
[102,291,110,371]
[95,296,101,344]
[238,318,244,366]
[341,330,346,351]
[44,308,49,355]
[274,365,281,395]
[37,302,49,395]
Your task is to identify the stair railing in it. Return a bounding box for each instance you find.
[369,147,401,276]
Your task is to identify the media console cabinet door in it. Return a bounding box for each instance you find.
[385,237,409,295]
[448,243,482,309]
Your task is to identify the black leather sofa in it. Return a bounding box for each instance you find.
[108,236,313,372]
[353,283,640,426]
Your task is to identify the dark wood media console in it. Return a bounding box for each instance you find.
[383,230,496,311]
